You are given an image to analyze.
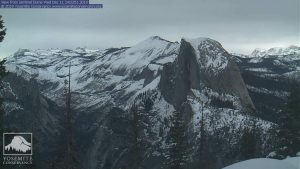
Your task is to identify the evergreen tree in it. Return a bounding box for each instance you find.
[237,115,262,162]
[196,100,215,169]
[0,16,6,43]
[166,111,188,169]
[143,97,153,112]
[198,101,206,167]
[130,104,143,169]
[0,15,7,133]
[239,126,257,160]
[277,81,300,158]
[0,60,7,134]
[54,64,80,169]
[0,15,9,169]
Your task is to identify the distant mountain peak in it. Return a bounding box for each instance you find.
[140,36,174,44]
[250,48,268,57]
[149,35,165,41]
[250,46,300,58]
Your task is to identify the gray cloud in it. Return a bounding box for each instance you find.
[0,0,299,58]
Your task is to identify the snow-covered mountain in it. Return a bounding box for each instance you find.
[3,36,280,169]
[249,46,300,58]
[6,36,179,111]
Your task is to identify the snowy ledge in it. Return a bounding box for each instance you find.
[223,157,300,169]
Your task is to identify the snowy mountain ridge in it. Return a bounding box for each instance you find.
[5,36,232,110]
[249,45,300,58]
[6,36,177,109]
[3,36,277,169]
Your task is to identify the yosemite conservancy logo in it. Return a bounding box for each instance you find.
[3,133,33,165]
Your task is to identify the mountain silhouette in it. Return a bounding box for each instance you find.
[5,136,31,153]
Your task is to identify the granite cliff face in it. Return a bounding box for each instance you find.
[3,36,277,169]
[159,38,255,113]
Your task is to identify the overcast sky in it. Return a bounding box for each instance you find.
[0,0,299,58]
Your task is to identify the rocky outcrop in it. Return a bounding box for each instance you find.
[159,38,255,113]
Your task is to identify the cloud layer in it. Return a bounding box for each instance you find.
[0,0,299,58]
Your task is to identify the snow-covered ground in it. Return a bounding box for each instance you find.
[223,157,300,169]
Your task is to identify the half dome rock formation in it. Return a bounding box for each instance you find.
[3,36,277,169]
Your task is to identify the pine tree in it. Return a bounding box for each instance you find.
[198,101,206,166]
[0,15,9,169]
[196,100,215,169]
[277,81,300,158]
[66,63,75,169]
[0,15,7,133]
[130,104,142,169]
[0,16,6,43]
[0,60,7,134]
[166,111,188,169]
[239,126,257,160]
[54,64,80,169]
